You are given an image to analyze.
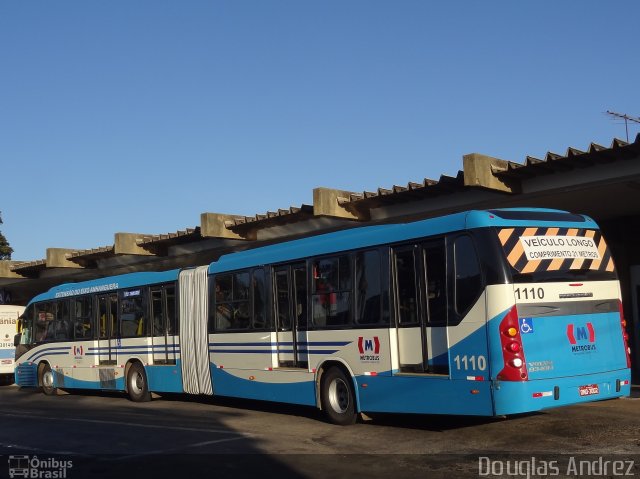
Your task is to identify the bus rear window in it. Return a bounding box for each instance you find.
[496,227,617,282]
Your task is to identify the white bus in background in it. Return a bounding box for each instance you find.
[0,305,24,384]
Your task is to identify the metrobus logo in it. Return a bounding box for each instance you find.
[73,345,84,356]
[357,336,380,362]
[567,323,596,353]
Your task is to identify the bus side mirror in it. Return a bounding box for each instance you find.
[13,333,21,347]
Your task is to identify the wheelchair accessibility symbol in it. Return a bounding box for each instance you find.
[519,317,534,334]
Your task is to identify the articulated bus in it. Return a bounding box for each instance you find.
[1,305,24,384]
[14,209,631,424]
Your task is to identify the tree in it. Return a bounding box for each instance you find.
[0,212,13,260]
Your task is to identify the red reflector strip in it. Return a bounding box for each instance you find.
[569,283,583,287]
[532,391,553,398]
[466,376,484,381]
[218,365,224,369]
[364,372,378,376]
[621,380,629,386]
[264,367,273,371]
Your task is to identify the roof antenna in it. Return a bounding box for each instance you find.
[606,110,640,142]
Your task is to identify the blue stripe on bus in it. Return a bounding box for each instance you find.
[209,341,351,347]
[88,344,178,351]
[209,349,340,355]
[29,351,73,362]
[0,349,13,359]
[26,346,72,362]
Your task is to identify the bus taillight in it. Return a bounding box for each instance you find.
[497,305,528,381]
[618,300,632,368]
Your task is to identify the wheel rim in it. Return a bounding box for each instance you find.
[131,371,144,395]
[43,370,54,389]
[328,377,350,414]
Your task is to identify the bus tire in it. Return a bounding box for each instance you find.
[39,363,57,396]
[321,367,357,426]
[127,362,151,402]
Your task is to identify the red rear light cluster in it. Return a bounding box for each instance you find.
[618,300,632,368]
[497,305,528,381]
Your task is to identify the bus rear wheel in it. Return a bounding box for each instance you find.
[321,367,357,426]
[127,362,151,402]
[38,363,57,396]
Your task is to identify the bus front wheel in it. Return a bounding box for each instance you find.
[127,362,151,402]
[38,363,57,396]
[321,367,357,426]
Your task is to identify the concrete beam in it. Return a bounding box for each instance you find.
[201,213,248,240]
[0,261,25,279]
[463,153,518,193]
[114,233,155,256]
[313,187,361,220]
[46,249,84,268]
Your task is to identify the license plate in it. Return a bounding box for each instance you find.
[579,384,599,396]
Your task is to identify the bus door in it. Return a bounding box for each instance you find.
[274,263,308,368]
[97,293,118,366]
[393,239,451,374]
[150,285,177,364]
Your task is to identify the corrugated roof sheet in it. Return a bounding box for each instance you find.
[225,204,314,229]
[137,227,200,246]
[10,259,47,276]
[67,245,114,260]
[494,135,640,180]
[337,171,466,208]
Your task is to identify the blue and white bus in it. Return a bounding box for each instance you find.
[14,209,632,424]
[1,305,24,384]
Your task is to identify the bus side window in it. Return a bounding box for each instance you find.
[252,269,268,329]
[73,297,92,340]
[121,289,147,338]
[19,305,35,345]
[355,250,382,324]
[453,235,483,316]
[212,273,251,331]
[424,240,447,324]
[166,285,177,335]
[36,303,54,342]
[394,248,419,325]
[312,256,352,327]
[52,300,71,341]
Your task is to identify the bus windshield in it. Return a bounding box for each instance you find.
[496,226,618,283]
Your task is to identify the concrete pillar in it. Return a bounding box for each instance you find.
[46,249,83,268]
[201,213,247,239]
[463,153,517,193]
[114,233,155,256]
[313,187,361,220]
[0,261,25,279]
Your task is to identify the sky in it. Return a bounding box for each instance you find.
[1,1,639,261]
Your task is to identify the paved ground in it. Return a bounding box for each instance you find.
[0,384,638,478]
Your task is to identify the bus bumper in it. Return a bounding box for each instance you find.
[493,369,632,416]
[15,363,38,387]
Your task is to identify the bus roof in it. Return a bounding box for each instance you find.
[28,208,599,304]
[209,208,598,274]
[28,270,180,305]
